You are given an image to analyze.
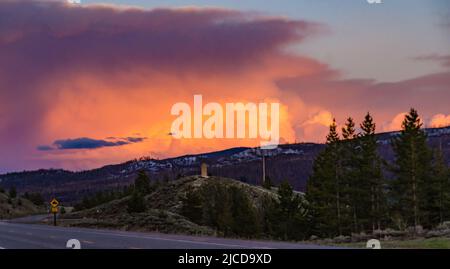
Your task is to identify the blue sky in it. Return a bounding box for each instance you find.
[78,0,450,82]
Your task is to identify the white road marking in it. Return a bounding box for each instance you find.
[2,223,265,249]
[0,222,323,249]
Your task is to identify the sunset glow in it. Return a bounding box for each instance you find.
[1,0,449,172]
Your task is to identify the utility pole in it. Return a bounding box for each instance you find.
[262,152,266,185]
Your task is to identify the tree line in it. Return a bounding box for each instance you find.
[182,180,309,240]
[307,108,450,237]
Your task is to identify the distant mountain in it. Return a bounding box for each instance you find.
[1,127,449,204]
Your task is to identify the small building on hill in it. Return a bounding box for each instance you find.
[200,162,208,178]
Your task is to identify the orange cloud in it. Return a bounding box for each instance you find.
[430,114,450,128]
[0,1,327,171]
[382,112,408,132]
[297,111,335,142]
[0,1,449,172]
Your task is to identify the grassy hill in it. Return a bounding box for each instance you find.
[60,176,278,237]
[0,191,45,219]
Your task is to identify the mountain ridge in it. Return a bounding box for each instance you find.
[1,126,449,204]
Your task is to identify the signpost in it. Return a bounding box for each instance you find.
[50,198,59,226]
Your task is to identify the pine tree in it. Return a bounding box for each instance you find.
[200,182,233,236]
[342,117,357,140]
[328,119,344,235]
[327,118,340,144]
[9,186,17,199]
[307,119,345,237]
[275,181,308,240]
[341,117,360,233]
[134,170,151,195]
[391,108,432,232]
[429,147,450,225]
[277,181,298,217]
[181,187,203,224]
[127,191,146,213]
[260,195,278,236]
[359,113,386,232]
[229,186,259,238]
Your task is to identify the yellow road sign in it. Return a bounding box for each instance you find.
[51,206,58,214]
[50,198,59,207]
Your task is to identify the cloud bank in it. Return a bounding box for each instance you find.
[0,0,449,172]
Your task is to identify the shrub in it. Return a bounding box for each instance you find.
[127,191,146,213]
[9,187,17,199]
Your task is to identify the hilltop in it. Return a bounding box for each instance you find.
[0,190,45,219]
[58,176,278,237]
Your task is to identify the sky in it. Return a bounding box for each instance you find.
[0,0,449,172]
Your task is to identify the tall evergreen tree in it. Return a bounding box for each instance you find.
[328,119,344,235]
[391,108,432,231]
[307,119,345,236]
[275,181,308,240]
[429,147,450,225]
[341,117,361,233]
[342,117,357,140]
[327,118,340,144]
[134,170,151,195]
[359,113,386,232]
[229,185,259,238]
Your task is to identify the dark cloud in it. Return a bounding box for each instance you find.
[38,136,147,150]
[54,138,128,149]
[0,0,318,76]
[125,137,146,143]
[36,145,54,151]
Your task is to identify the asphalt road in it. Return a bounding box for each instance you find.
[0,221,334,249]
